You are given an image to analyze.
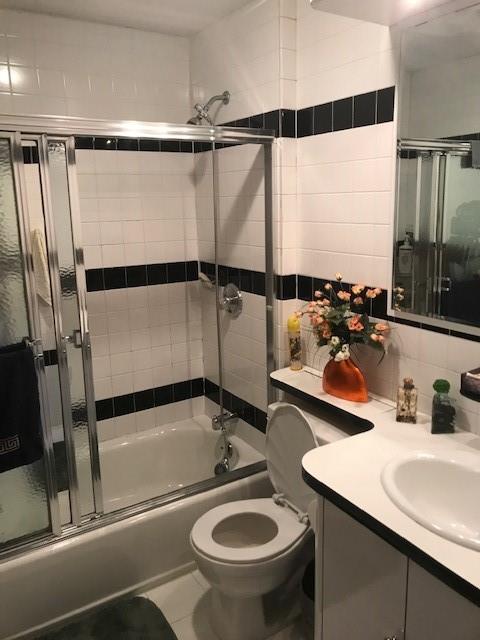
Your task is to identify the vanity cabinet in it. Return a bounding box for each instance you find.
[315,499,480,640]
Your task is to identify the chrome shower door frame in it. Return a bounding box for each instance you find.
[0,114,276,560]
[1,131,61,539]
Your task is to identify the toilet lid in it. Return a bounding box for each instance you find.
[266,403,317,513]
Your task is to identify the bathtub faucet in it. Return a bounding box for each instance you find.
[211,410,237,431]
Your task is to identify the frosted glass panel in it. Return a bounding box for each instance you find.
[48,141,94,516]
[0,137,51,546]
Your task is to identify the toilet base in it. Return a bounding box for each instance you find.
[209,572,303,640]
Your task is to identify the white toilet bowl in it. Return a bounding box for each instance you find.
[190,402,345,640]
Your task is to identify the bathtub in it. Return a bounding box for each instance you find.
[0,415,270,640]
[100,415,264,512]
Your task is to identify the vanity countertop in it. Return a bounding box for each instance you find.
[271,367,480,603]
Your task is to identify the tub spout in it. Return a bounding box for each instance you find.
[211,411,237,430]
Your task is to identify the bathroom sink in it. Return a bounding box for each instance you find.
[381,450,480,550]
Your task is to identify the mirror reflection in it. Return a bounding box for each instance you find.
[394,5,480,329]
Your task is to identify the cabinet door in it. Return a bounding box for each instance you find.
[405,562,480,640]
[322,500,408,640]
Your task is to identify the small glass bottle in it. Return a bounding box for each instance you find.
[431,379,455,434]
[396,377,417,423]
[287,314,302,371]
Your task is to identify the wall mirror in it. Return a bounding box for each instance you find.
[394,3,480,332]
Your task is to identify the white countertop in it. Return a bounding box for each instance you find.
[271,367,480,593]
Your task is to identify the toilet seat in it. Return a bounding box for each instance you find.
[191,498,308,564]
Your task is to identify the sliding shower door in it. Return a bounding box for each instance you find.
[0,133,58,547]
[0,133,101,553]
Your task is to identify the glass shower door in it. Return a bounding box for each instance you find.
[0,133,59,548]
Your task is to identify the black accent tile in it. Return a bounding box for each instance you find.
[370,289,387,320]
[147,263,167,286]
[126,265,147,288]
[227,266,240,287]
[134,389,154,412]
[386,315,421,329]
[218,265,229,287]
[297,107,314,138]
[235,118,249,128]
[114,393,134,417]
[31,146,39,163]
[103,267,126,290]
[75,136,94,150]
[240,269,253,293]
[186,260,199,281]
[420,323,449,336]
[86,268,105,292]
[167,261,186,283]
[314,102,333,135]
[173,380,191,402]
[280,109,296,138]
[117,138,139,151]
[254,408,268,433]
[354,91,376,128]
[139,139,160,152]
[193,141,212,153]
[94,136,117,150]
[277,274,296,300]
[222,390,233,412]
[249,113,265,129]
[180,141,193,153]
[155,384,173,407]
[161,140,181,153]
[43,349,58,367]
[252,271,266,296]
[377,86,395,124]
[96,398,114,421]
[297,275,313,301]
[451,330,480,343]
[191,378,204,398]
[333,97,353,131]
[22,146,32,164]
[264,110,280,137]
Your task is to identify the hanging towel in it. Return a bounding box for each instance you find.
[0,342,43,473]
[31,228,52,306]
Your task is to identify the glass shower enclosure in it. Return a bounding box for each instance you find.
[0,116,274,556]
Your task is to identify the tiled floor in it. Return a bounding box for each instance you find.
[143,569,309,640]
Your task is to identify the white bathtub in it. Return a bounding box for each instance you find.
[0,416,270,640]
[100,415,264,512]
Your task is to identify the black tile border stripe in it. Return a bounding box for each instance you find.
[95,378,204,421]
[95,376,267,434]
[303,467,480,606]
[74,86,395,157]
[205,379,267,433]
[86,260,199,292]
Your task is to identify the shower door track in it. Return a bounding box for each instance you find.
[0,113,276,561]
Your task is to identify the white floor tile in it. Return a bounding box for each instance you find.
[191,568,210,590]
[171,591,219,640]
[145,572,207,625]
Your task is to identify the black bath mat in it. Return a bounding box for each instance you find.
[35,596,178,640]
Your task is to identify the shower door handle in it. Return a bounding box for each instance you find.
[63,329,82,348]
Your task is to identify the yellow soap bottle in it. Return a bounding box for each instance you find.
[287,314,302,371]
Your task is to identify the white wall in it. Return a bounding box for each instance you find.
[294,1,480,435]
[0,9,190,121]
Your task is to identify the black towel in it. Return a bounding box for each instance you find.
[0,341,43,473]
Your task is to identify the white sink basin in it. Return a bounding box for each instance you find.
[381,450,480,550]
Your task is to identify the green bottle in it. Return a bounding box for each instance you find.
[431,379,455,434]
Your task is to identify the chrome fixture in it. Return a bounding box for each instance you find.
[214,436,238,475]
[222,283,243,317]
[199,271,215,288]
[212,410,238,431]
[187,91,230,125]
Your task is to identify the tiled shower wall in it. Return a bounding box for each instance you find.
[76,145,204,440]
[0,9,190,121]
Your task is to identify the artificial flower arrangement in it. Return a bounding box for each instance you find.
[297,273,389,402]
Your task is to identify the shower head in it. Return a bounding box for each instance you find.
[187,90,230,125]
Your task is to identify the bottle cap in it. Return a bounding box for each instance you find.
[433,379,450,393]
[403,377,414,389]
[287,314,300,332]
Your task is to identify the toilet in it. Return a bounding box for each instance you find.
[190,402,345,640]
